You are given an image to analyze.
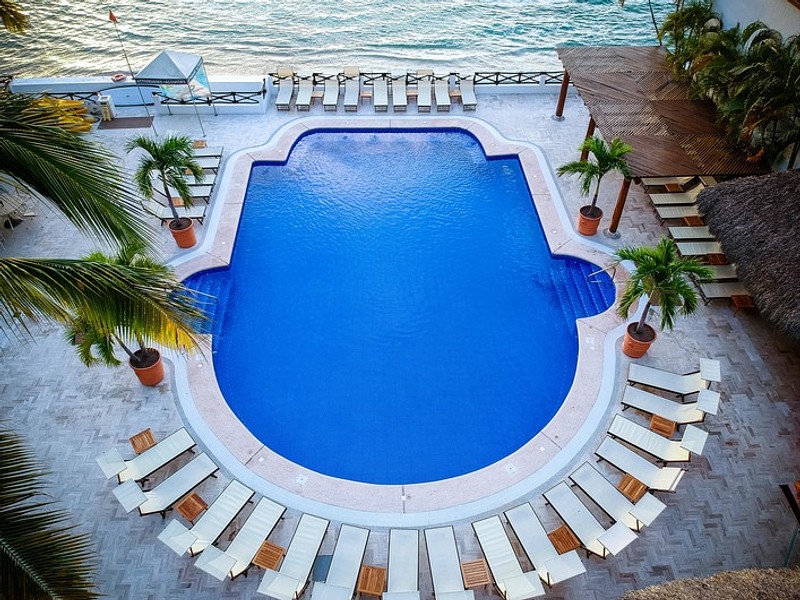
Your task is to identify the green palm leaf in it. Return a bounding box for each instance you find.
[556,136,632,212]
[0,425,100,599]
[0,0,28,33]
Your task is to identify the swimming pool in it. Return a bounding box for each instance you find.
[186,129,614,486]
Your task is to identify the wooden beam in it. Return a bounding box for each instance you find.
[580,117,596,161]
[607,177,632,237]
[552,70,570,121]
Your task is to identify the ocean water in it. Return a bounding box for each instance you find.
[1,0,671,78]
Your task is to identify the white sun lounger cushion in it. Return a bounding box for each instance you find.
[424,527,475,599]
[434,75,451,112]
[609,415,693,462]
[136,452,218,516]
[193,145,224,158]
[459,74,477,110]
[180,480,254,556]
[258,513,329,599]
[504,503,585,586]
[323,77,340,111]
[416,71,433,112]
[667,226,714,240]
[649,186,705,205]
[628,362,715,396]
[677,241,723,256]
[310,524,369,599]
[194,544,237,580]
[158,518,199,555]
[112,427,195,482]
[385,529,419,597]
[192,156,221,171]
[640,176,695,188]
[373,75,389,112]
[655,205,701,220]
[392,73,407,111]
[622,386,707,424]
[275,70,295,110]
[215,497,286,579]
[543,482,609,558]
[343,66,360,112]
[595,437,685,492]
[295,74,314,111]
[700,281,750,300]
[472,516,544,599]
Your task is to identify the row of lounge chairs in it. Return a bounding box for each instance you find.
[272,67,477,113]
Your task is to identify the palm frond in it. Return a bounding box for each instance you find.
[0,0,28,33]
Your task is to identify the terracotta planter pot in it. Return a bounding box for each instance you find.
[129,348,164,386]
[577,205,603,236]
[622,323,657,358]
[169,217,196,248]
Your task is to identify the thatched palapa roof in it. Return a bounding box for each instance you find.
[697,170,800,342]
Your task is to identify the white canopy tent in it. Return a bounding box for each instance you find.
[135,50,216,135]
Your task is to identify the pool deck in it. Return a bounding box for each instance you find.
[1,91,798,599]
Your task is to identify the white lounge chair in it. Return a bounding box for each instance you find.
[343,66,360,112]
[667,226,714,241]
[704,264,739,281]
[192,156,221,173]
[373,74,389,112]
[416,70,433,113]
[649,186,705,205]
[275,67,295,111]
[143,198,207,225]
[699,281,751,304]
[543,482,636,558]
[383,529,419,600]
[112,452,218,518]
[193,145,224,158]
[608,415,708,463]
[194,496,286,580]
[323,75,340,111]
[504,503,585,587]
[595,437,685,492]
[640,176,695,189]
[310,524,369,599]
[424,527,475,600]
[164,184,214,204]
[622,386,719,423]
[459,73,477,110]
[628,359,720,397]
[257,513,329,600]
[655,205,701,221]
[95,427,195,483]
[569,462,666,532]
[434,74,451,112]
[677,241,724,257]
[391,73,407,112]
[158,480,254,557]
[295,73,314,111]
[472,515,545,600]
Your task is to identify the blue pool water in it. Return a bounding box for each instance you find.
[186,131,615,484]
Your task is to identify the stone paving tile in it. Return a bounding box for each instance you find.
[0,91,798,599]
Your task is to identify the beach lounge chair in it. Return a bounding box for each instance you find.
[677,241,724,257]
[158,480,254,557]
[504,503,585,587]
[434,74,451,112]
[192,156,221,173]
[622,386,719,423]
[275,67,295,111]
[424,527,475,600]
[416,70,433,113]
[628,359,721,397]
[111,452,218,518]
[543,482,637,558]
[257,513,329,600]
[595,437,685,492]
[373,73,389,112]
[194,496,286,581]
[639,176,695,190]
[655,205,701,221]
[667,226,714,241]
[95,427,195,484]
[192,145,224,158]
[568,462,666,532]
[608,414,708,463]
[383,529,420,600]
[459,73,477,110]
[648,186,705,205]
[391,73,407,112]
[323,75,340,111]
[704,264,739,281]
[309,524,369,599]
[698,281,752,304]
[343,66,360,112]
[472,515,545,599]
[164,184,214,204]
[295,73,314,111]
[144,199,207,225]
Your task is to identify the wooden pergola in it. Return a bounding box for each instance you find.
[552,46,767,235]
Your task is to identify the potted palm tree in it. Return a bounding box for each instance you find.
[65,241,207,385]
[557,135,633,236]
[126,134,205,248]
[616,237,713,357]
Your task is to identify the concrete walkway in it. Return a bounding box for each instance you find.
[0,91,798,599]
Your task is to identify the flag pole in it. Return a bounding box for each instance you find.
[109,10,158,136]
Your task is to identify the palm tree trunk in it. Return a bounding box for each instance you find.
[589,178,602,212]
[114,334,136,360]
[635,300,652,335]
[160,168,180,223]
[648,0,661,45]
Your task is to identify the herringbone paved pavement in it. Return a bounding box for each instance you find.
[0,92,797,600]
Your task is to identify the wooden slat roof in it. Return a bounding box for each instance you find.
[556,46,767,178]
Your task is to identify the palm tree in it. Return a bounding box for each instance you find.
[0,424,99,599]
[659,0,721,81]
[126,134,204,240]
[0,0,28,33]
[556,135,632,235]
[616,238,712,356]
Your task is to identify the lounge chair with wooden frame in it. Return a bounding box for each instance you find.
[595,437,685,492]
[648,185,705,206]
[295,73,314,111]
[192,145,224,158]
[639,176,695,190]
[373,73,389,112]
[309,524,369,599]
[192,155,221,173]
[621,386,720,424]
[383,529,420,600]
[257,513,329,600]
[323,74,340,111]
[424,527,475,600]
[676,240,724,258]
[416,70,433,113]
[667,226,715,241]
[275,67,296,111]
[459,73,477,110]
[95,427,195,484]
[542,482,636,558]
[698,281,751,304]
[472,515,545,599]
[568,462,666,532]
[608,415,708,463]
[343,66,361,112]
[391,73,408,112]
[434,74,451,112]
[158,480,254,557]
[627,359,720,398]
[111,452,218,518]
[194,496,286,581]
[143,198,207,226]
[504,503,585,587]
[655,204,702,222]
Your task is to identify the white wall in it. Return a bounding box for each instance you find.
[713,0,800,39]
